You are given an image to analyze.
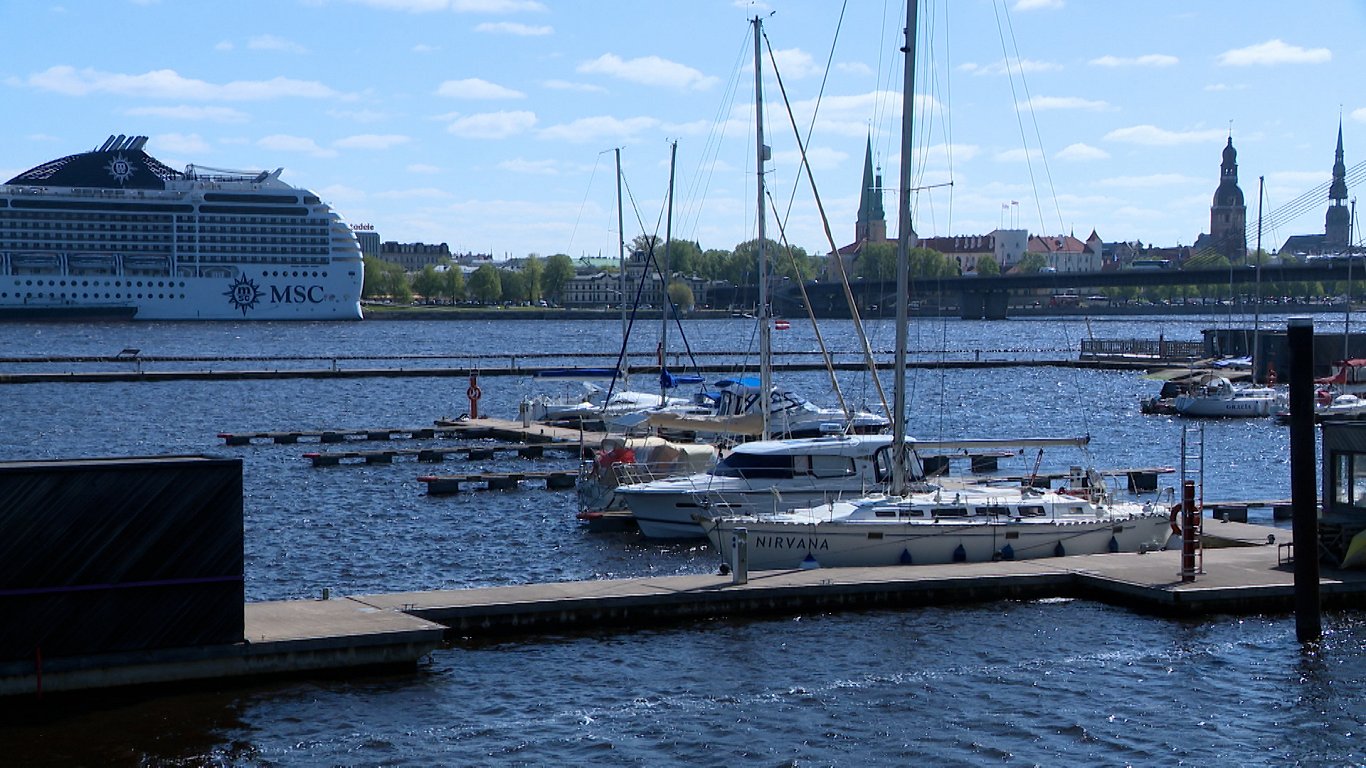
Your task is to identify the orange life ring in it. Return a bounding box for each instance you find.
[1169,502,1199,536]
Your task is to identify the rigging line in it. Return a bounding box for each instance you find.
[564,151,607,258]
[762,0,849,224]
[990,0,1046,236]
[678,26,751,241]
[765,34,892,420]
[764,185,854,419]
[1000,0,1065,235]
[1263,160,1366,232]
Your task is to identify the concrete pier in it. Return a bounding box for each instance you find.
[0,598,443,697]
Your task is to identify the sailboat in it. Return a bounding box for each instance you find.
[701,2,1170,569]
[608,18,888,442]
[527,146,697,428]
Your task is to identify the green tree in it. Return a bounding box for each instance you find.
[468,263,501,304]
[361,257,412,302]
[543,254,576,302]
[521,254,543,303]
[854,242,896,281]
[907,247,958,279]
[411,264,443,303]
[667,280,695,312]
[976,254,1001,276]
[1014,253,1048,274]
[443,266,465,303]
[499,268,526,303]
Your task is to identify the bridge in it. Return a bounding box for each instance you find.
[779,259,1365,319]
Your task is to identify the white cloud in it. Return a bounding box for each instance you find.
[373,187,454,200]
[1353,107,1366,125]
[345,0,547,11]
[475,21,551,35]
[445,110,537,139]
[413,43,440,53]
[543,79,606,93]
[772,146,847,172]
[1020,96,1110,111]
[248,34,309,54]
[258,134,338,158]
[334,134,411,150]
[214,41,233,52]
[1098,173,1199,188]
[1014,0,1063,9]
[994,148,1046,163]
[499,157,559,175]
[958,58,1062,76]
[578,54,717,91]
[768,48,820,79]
[536,115,657,143]
[125,105,249,122]
[1218,39,1331,66]
[436,78,525,99]
[835,61,873,77]
[1089,54,1178,68]
[24,66,338,100]
[152,133,212,154]
[1055,143,1109,161]
[328,107,388,123]
[407,163,441,174]
[1104,124,1227,146]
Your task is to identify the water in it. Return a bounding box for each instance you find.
[2,315,1362,766]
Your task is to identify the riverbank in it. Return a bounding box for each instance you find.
[363,301,1348,321]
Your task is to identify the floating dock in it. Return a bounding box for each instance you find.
[6,521,1366,699]
[417,470,579,493]
[303,442,579,466]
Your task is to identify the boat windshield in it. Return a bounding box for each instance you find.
[711,452,794,479]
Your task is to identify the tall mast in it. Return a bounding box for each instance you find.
[891,0,917,497]
[660,140,676,402]
[753,15,772,441]
[616,148,627,361]
[1254,175,1263,382]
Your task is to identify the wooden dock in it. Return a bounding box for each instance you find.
[417,470,579,493]
[219,424,495,446]
[303,442,581,467]
[6,521,1365,699]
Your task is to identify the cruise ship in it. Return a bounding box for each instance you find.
[0,135,364,320]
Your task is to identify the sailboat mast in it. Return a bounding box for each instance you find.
[660,140,676,403]
[753,16,772,441]
[616,148,626,344]
[891,0,918,497]
[1253,174,1263,382]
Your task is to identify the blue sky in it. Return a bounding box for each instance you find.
[3,0,1364,260]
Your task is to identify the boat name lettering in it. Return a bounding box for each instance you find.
[754,534,829,551]
[270,285,327,304]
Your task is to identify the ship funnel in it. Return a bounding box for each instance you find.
[129,136,148,152]
[98,136,117,152]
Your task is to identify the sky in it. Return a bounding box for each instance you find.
[3,0,1365,261]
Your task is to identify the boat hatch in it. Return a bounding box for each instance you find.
[1018,505,1047,517]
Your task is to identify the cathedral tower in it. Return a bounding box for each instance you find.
[1209,137,1247,259]
[1325,121,1351,250]
[855,135,886,244]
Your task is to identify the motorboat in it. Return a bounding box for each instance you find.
[575,435,717,523]
[617,377,889,439]
[1172,375,1277,417]
[615,434,903,539]
[700,479,1172,569]
[616,434,1086,540]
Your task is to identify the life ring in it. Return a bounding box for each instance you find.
[466,385,482,401]
[1169,502,1199,536]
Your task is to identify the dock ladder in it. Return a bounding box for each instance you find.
[1179,422,1205,576]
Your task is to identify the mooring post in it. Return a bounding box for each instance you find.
[731,527,748,585]
[1181,479,1197,582]
[466,371,482,420]
[1288,316,1321,643]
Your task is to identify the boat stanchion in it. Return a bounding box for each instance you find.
[731,527,748,585]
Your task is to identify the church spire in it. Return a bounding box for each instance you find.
[1326,119,1350,248]
[855,134,886,244]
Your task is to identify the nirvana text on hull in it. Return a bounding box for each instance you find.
[0,135,363,320]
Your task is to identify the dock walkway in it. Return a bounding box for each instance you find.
[6,521,1364,698]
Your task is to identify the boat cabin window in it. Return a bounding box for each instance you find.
[1017,505,1047,518]
[794,454,856,479]
[871,445,921,484]
[933,507,969,518]
[976,505,1010,517]
[873,507,923,518]
[712,452,793,479]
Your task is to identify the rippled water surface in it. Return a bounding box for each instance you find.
[2,315,1362,765]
